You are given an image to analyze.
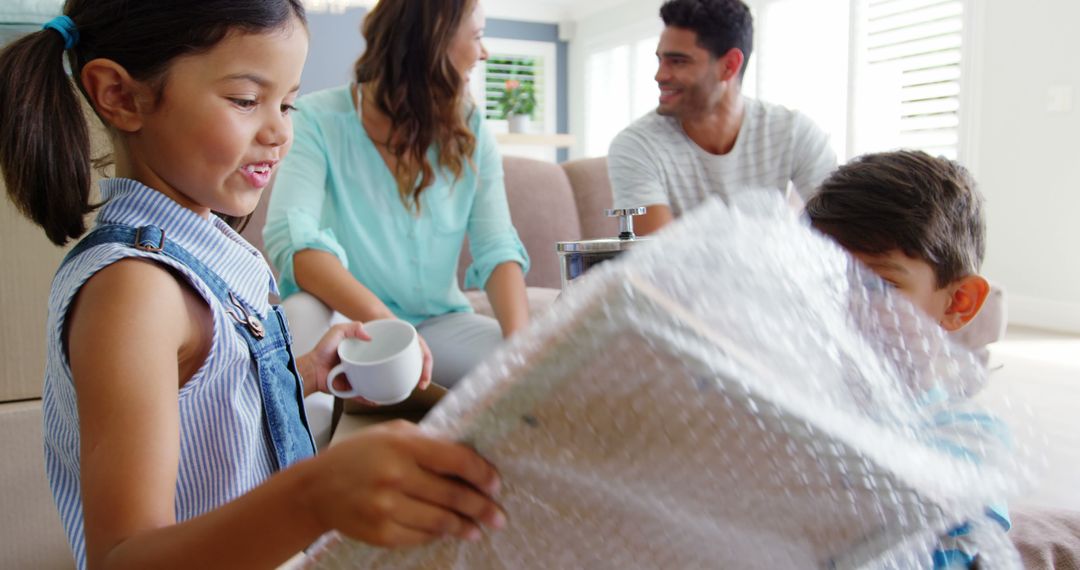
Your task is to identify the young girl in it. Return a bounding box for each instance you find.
[0,2,504,568]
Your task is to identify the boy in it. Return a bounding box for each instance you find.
[805,150,1011,568]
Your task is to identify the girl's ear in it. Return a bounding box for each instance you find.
[80,59,148,133]
[940,274,990,332]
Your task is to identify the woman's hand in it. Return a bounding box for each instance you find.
[302,420,506,547]
[345,330,434,410]
[296,321,370,399]
[417,333,434,390]
[297,321,435,403]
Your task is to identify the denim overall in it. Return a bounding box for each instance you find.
[65,224,316,469]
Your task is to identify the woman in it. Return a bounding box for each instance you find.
[264,0,530,388]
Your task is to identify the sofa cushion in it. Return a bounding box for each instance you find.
[0,401,73,568]
[0,195,64,401]
[459,156,581,290]
[1010,507,1080,569]
[0,98,108,402]
[562,156,618,239]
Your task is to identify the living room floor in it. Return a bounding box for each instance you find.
[978,326,1080,512]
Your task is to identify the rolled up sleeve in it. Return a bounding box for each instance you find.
[463,119,530,290]
[263,109,349,299]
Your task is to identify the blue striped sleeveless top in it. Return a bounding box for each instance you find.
[43,179,283,568]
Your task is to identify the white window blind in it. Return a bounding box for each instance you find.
[484,54,545,125]
[854,0,965,158]
[469,38,558,161]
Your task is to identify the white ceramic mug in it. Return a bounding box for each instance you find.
[326,319,423,405]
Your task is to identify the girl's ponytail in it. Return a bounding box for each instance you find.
[0,21,95,246]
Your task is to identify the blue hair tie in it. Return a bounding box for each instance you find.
[42,15,79,50]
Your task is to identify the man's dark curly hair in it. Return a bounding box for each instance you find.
[660,0,753,77]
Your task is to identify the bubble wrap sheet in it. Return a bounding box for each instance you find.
[305,198,1029,569]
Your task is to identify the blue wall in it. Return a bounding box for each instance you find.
[303,11,568,161]
[301,8,369,94]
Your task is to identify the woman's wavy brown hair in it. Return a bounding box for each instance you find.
[355,0,477,213]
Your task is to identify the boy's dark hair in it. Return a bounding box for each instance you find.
[805,150,985,288]
[0,0,306,245]
[660,0,753,78]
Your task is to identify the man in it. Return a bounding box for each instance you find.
[609,0,837,235]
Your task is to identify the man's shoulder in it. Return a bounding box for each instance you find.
[611,111,684,152]
[747,98,823,132]
[628,110,678,129]
[745,97,799,127]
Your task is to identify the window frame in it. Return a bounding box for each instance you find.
[470,37,559,135]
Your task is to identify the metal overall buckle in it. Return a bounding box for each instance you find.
[226,291,265,339]
[133,227,165,252]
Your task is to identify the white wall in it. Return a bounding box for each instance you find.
[483,0,565,23]
[483,0,630,23]
[752,0,848,159]
[567,0,665,159]
[970,0,1080,333]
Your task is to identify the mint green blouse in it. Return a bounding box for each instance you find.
[263,85,529,325]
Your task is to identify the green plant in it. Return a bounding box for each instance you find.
[497,79,536,119]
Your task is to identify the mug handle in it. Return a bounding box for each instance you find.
[326,363,360,399]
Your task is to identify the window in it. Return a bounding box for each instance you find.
[756,0,850,159]
[851,0,965,159]
[583,35,660,157]
[482,55,545,125]
[467,38,558,161]
[469,38,557,134]
[754,0,969,160]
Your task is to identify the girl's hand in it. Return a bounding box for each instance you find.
[304,420,506,547]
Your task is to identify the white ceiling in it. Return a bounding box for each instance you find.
[484,0,631,24]
[307,0,632,27]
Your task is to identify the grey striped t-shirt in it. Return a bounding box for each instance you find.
[608,98,837,216]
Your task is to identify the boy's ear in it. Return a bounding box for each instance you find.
[940,274,990,332]
[80,58,148,133]
[717,48,745,83]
